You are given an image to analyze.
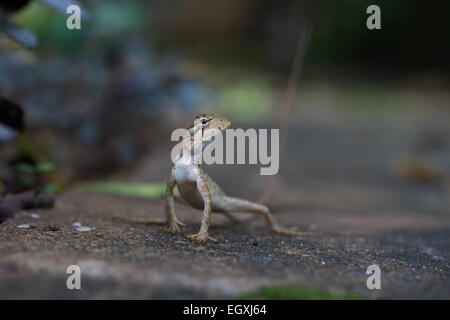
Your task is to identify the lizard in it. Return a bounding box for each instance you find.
[137,114,302,243]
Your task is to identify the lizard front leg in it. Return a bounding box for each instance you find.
[131,175,185,234]
[161,174,186,234]
[187,175,218,243]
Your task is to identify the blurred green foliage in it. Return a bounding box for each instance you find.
[90,1,147,36]
[14,1,148,54]
[76,181,166,198]
[219,79,272,122]
[15,1,86,54]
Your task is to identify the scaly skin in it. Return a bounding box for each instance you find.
[139,114,303,243]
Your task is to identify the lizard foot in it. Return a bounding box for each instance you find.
[187,232,218,243]
[161,219,186,234]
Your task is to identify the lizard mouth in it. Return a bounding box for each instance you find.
[223,120,231,130]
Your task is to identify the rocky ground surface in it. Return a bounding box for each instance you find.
[0,107,449,299]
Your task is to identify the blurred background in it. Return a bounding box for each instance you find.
[0,0,449,300]
[0,0,449,210]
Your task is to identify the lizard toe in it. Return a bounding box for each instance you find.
[161,223,182,234]
[187,233,218,243]
[174,219,186,227]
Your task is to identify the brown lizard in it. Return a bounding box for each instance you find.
[138,114,301,243]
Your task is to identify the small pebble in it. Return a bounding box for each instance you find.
[17,224,30,229]
[76,226,92,232]
[30,213,40,219]
[321,261,326,265]
[72,222,82,227]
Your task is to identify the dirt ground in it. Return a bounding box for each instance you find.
[0,104,449,299]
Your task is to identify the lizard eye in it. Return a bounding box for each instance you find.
[201,118,208,126]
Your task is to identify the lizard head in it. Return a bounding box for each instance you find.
[193,114,231,131]
[181,114,231,159]
[187,114,231,138]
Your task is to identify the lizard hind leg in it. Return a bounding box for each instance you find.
[219,211,242,224]
[219,196,304,236]
[128,217,186,234]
